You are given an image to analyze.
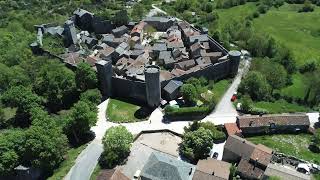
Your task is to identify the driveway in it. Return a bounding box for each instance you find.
[202,58,251,125]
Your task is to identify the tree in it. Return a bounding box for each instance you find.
[262,62,287,90]
[180,127,214,162]
[131,3,144,20]
[180,84,197,105]
[24,124,68,174]
[241,95,253,113]
[34,62,76,111]
[112,10,129,26]
[1,85,43,127]
[238,71,271,101]
[66,101,97,143]
[80,88,102,106]
[274,46,296,74]
[75,62,97,92]
[0,129,26,175]
[184,121,225,140]
[100,126,133,168]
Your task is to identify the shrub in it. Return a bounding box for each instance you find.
[165,106,209,116]
[299,61,317,73]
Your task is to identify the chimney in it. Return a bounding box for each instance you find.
[189,168,192,175]
[212,171,215,176]
[249,121,253,126]
[259,113,263,117]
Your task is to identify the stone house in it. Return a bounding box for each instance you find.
[73,9,94,31]
[112,25,128,38]
[163,80,183,100]
[140,151,195,180]
[236,114,310,135]
[192,158,231,180]
[223,135,273,180]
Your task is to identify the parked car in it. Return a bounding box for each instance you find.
[231,92,237,102]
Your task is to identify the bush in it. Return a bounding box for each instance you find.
[299,61,317,73]
[180,84,198,105]
[250,107,269,115]
[298,0,314,12]
[164,106,209,116]
[252,11,260,18]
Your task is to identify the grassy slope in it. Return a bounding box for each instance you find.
[216,2,258,31]
[248,134,319,163]
[106,99,142,123]
[48,144,88,180]
[253,4,320,67]
[3,107,16,120]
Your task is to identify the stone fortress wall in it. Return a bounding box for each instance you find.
[30,8,240,107]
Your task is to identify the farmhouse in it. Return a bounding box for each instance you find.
[236,114,310,135]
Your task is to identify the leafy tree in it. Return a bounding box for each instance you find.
[75,62,98,92]
[238,71,271,101]
[1,85,43,127]
[180,127,214,162]
[299,0,314,12]
[0,129,26,175]
[112,10,129,26]
[24,124,68,174]
[131,3,144,20]
[34,62,76,111]
[241,95,253,113]
[299,61,317,73]
[180,84,198,105]
[262,62,287,90]
[0,63,30,92]
[274,46,296,74]
[99,126,133,168]
[184,121,225,140]
[80,88,102,106]
[66,101,97,143]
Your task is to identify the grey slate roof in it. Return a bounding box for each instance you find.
[144,16,174,23]
[163,80,183,94]
[141,151,195,180]
[189,34,209,44]
[159,51,172,61]
[153,43,167,51]
[73,9,93,17]
[224,135,256,160]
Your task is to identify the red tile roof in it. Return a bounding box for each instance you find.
[224,123,242,136]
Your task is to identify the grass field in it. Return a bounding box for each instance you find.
[216,2,258,30]
[106,99,148,123]
[247,134,319,163]
[252,99,310,114]
[253,4,320,67]
[48,144,88,180]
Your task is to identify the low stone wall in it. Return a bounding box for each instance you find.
[133,129,183,141]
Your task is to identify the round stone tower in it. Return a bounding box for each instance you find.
[228,50,241,77]
[145,65,161,107]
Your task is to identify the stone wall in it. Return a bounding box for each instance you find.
[111,77,147,103]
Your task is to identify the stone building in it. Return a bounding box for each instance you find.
[236,114,310,135]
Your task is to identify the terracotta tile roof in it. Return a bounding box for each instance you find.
[250,148,272,167]
[97,169,115,180]
[224,123,242,136]
[237,114,310,128]
[193,158,231,180]
[171,68,187,77]
[110,169,130,180]
[224,135,256,160]
[256,144,273,154]
[237,159,264,180]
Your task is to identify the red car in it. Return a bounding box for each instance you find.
[231,92,237,102]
